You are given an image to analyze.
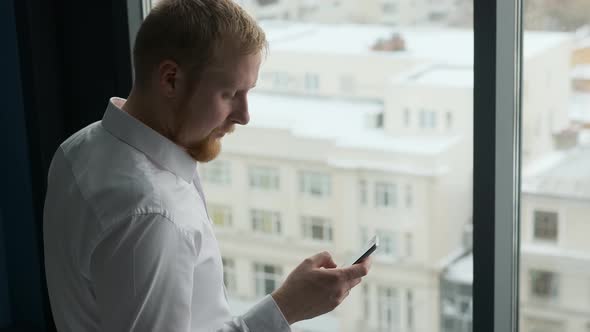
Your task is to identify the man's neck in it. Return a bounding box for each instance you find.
[123,89,174,141]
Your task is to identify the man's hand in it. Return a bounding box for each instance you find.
[271,251,372,325]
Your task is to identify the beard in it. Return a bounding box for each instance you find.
[185,124,235,162]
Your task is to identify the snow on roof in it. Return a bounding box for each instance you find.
[522,244,590,263]
[443,252,473,284]
[248,92,461,155]
[261,21,571,65]
[394,64,473,88]
[522,145,590,200]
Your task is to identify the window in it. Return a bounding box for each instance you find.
[382,3,397,14]
[210,205,232,228]
[200,160,231,185]
[533,210,558,243]
[377,230,397,259]
[363,284,370,318]
[249,166,280,190]
[271,72,291,90]
[304,73,319,92]
[375,182,397,208]
[340,74,356,94]
[419,109,427,128]
[140,0,478,330]
[441,293,472,332]
[222,257,237,293]
[299,171,331,197]
[530,270,558,300]
[378,287,400,331]
[446,111,453,130]
[428,111,437,128]
[404,108,411,127]
[359,179,368,205]
[519,0,589,327]
[257,0,278,6]
[405,184,413,208]
[254,263,282,297]
[251,209,281,235]
[407,290,414,331]
[405,233,413,258]
[301,216,333,242]
[376,113,384,128]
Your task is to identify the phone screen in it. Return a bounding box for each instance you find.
[347,235,379,266]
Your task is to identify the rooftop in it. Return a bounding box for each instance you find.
[522,143,590,200]
[442,252,473,284]
[261,21,571,65]
[247,92,461,155]
[393,64,473,88]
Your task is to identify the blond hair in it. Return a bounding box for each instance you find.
[133,0,267,89]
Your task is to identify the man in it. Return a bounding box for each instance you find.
[43,0,371,331]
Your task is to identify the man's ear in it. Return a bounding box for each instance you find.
[158,60,180,98]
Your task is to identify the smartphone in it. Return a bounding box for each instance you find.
[346,235,379,266]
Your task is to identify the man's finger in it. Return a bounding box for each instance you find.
[307,251,337,268]
[348,277,362,289]
[340,260,370,280]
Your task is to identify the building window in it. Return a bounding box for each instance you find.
[359,179,368,205]
[405,184,413,208]
[249,166,280,190]
[404,108,411,127]
[378,287,400,331]
[363,284,370,318]
[407,290,414,331]
[302,216,333,242]
[222,257,237,293]
[405,233,413,258]
[441,294,472,332]
[375,182,397,208]
[254,263,282,297]
[376,113,385,128]
[446,111,453,130]
[419,110,427,128]
[377,230,397,259]
[300,171,331,197]
[270,72,291,90]
[533,210,558,243]
[530,269,559,300]
[251,209,282,235]
[429,111,437,128]
[382,2,397,13]
[200,160,231,184]
[304,73,320,92]
[340,74,356,94]
[210,205,233,228]
[257,0,278,5]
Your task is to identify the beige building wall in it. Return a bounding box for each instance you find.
[520,194,590,331]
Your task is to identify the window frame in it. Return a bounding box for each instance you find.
[130,0,527,330]
[473,0,523,331]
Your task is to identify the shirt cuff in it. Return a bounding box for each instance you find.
[242,295,291,332]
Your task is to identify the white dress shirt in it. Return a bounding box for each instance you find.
[43,97,291,332]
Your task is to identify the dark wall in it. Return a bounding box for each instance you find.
[1,0,134,330]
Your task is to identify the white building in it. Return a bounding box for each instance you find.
[234,0,458,26]
[520,137,590,332]
[198,22,574,332]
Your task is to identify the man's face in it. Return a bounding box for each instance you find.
[173,49,262,162]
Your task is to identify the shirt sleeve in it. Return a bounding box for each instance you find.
[90,213,291,332]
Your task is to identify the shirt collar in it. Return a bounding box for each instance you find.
[101,97,198,183]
